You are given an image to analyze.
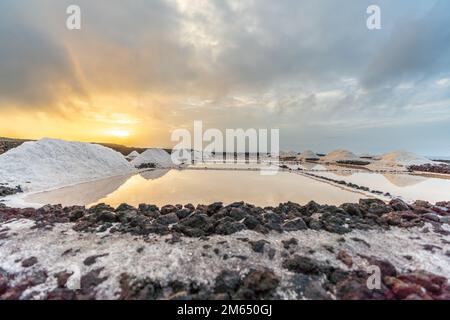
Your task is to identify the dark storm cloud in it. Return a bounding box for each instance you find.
[362,0,450,89]
[0,0,80,108]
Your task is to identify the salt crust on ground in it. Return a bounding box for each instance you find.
[1,219,448,300]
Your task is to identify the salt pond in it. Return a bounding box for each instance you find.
[22,167,450,208]
[25,169,364,208]
[315,171,450,203]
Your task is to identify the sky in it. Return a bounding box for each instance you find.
[0,0,449,156]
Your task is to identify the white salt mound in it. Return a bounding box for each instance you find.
[0,138,134,192]
[377,151,434,167]
[171,149,212,164]
[359,153,374,159]
[126,150,140,161]
[280,150,298,158]
[298,150,319,160]
[131,148,174,168]
[323,149,359,162]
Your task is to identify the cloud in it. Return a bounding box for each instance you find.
[0,0,449,154]
[361,0,450,89]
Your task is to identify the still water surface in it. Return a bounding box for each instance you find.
[25,169,363,207]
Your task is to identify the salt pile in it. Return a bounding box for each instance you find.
[375,151,434,168]
[0,138,134,192]
[359,153,374,159]
[280,150,298,158]
[322,149,359,162]
[297,150,319,161]
[131,148,174,168]
[126,150,140,161]
[171,149,212,164]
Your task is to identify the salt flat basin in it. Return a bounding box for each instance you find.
[24,169,364,208]
[316,171,450,203]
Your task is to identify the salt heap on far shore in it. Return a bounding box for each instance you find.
[280,151,298,159]
[322,149,359,162]
[131,148,174,168]
[297,150,320,161]
[0,138,134,192]
[171,149,212,164]
[369,151,434,170]
[126,150,140,161]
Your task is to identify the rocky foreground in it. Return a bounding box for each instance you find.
[0,199,450,300]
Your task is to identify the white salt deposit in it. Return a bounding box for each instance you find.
[322,149,359,162]
[0,220,448,299]
[131,148,174,168]
[171,149,212,164]
[0,138,134,192]
[125,150,140,161]
[369,151,435,171]
[280,150,298,158]
[379,151,434,166]
[297,150,319,161]
[359,153,374,159]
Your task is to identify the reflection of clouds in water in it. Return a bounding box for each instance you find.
[383,174,427,187]
[26,174,131,207]
[139,169,171,181]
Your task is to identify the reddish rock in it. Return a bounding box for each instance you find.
[337,250,353,268]
[384,277,425,299]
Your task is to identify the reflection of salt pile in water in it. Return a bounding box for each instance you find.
[369,151,434,170]
[126,151,140,161]
[26,174,131,207]
[301,162,327,171]
[139,169,170,180]
[297,150,320,161]
[131,148,174,168]
[322,149,359,162]
[383,174,427,187]
[0,138,134,192]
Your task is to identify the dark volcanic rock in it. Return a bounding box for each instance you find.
[173,214,213,237]
[80,268,107,298]
[161,205,177,215]
[119,273,163,300]
[215,220,246,235]
[283,217,307,231]
[282,256,322,275]
[207,202,223,216]
[389,199,411,212]
[249,240,268,253]
[54,271,73,288]
[282,238,298,249]
[2,198,450,241]
[83,253,109,266]
[235,269,280,299]
[0,185,23,197]
[290,274,332,300]
[156,212,179,225]
[21,257,38,268]
[214,270,241,295]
